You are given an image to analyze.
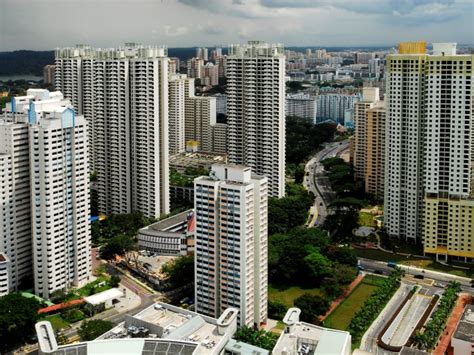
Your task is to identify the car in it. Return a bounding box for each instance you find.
[143,262,153,270]
[374,270,383,275]
[414,274,424,280]
[180,297,191,305]
[434,283,446,288]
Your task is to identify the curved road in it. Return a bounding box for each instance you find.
[304,140,349,226]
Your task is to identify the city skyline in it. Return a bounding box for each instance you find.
[0,0,472,51]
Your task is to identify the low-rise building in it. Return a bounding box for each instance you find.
[36,303,268,355]
[451,304,474,355]
[170,151,227,174]
[137,210,195,256]
[274,308,352,355]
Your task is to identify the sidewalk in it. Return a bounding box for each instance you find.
[319,272,365,321]
[432,293,472,355]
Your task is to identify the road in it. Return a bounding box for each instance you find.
[60,263,160,341]
[358,259,471,355]
[359,258,474,292]
[303,140,350,226]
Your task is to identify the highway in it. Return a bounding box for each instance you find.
[303,140,349,226]
[359,258,474,292]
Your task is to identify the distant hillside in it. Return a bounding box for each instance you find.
[0,47,228,76]
[0,50,54,76]
[0,45,401,77]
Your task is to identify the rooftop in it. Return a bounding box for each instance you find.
[169,152,227,172]
[453,304,474,343]
[96,303,239,354]
[84,288,124,306]
[274,308,351,355]
[139,210,192,235]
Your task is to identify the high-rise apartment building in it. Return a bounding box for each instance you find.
[316,94,360,125]
[194,164,268,327]
[0,102,32,292]
[365,105,386,199]
[1,89,91,298]
[353,87,380,181]
[196,47,208,61]
[210,123,227,154]
[227,41,285,197]
[55,44,170,218]
[355,52,375,64]
[169,74,187,155]
[0,254,9,296]
[202,62,219,86]
[187,57,204,80]
[385,42,474,262]
[286,93,317,122]
[185,93,217,152]
[422,43,474,262]
[43,65,55,85]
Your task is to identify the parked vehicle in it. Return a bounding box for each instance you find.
[387,261,397,268]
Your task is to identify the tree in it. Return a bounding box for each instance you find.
[61,307,85,323]
[326,246,357,266]
[268,228,330,285]
[78,320,114,341]
[100,234,135,260]
[109,275,121,288]
[303,246,333,279]
[324,198,365,242]
[233,326,279,351]
[321,264,357,300]
[268,183,314,235]
[268,300,288,320]
[294,294,329,323]
[0,293,44,354]
[161,254,194,287]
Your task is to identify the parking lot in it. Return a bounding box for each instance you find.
[137,251,176,276]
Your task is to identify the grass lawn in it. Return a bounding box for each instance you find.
[76,275,111,297]
[355,248,474,278]
[268,284,323,308]
[43,314,70,331]
[358,212,376,227]
[323,275,384,331]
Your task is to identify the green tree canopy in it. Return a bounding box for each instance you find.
[303,246,333,279]
[233,326,279,351]
[294,294,330,323]
[286,117,335,167]
[78,320,114,341]
[100,234,135,260]
[161,254,194,287]
[0,293,44,354]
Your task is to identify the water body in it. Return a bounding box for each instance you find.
[0,74,43,82]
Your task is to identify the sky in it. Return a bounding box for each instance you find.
[0,0,472,51]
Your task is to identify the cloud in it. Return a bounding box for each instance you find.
[164,25,189,37]
[178,0,465,24]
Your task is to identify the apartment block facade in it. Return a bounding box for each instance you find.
[55,44,170,218]
[169,74,187,155]
[1,89,91,297]
[385,42,474,261]
[353,87,381,181]
[365,105,386,199]
[286,93,317,122]
[227,41,286,198]
[194,165,268,327]
[316,93,360,125]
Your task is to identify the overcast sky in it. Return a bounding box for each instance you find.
[0,0,472,51]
